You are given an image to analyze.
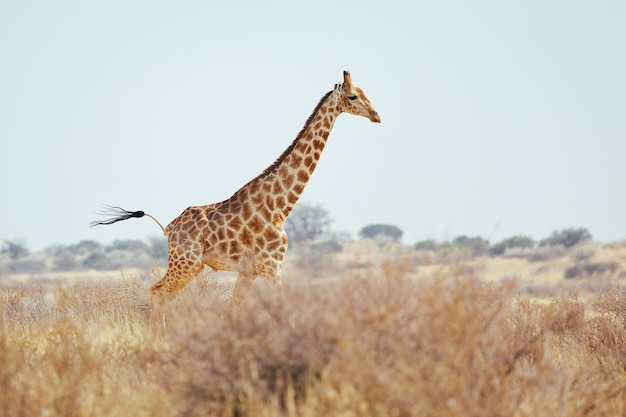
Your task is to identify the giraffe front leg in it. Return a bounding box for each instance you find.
[229,272,256,312]
[257,262,294,328]
[258,259,286,302]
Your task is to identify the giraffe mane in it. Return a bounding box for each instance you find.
[259,89,333,178]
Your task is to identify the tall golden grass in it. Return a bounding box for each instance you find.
[2,261,626,416]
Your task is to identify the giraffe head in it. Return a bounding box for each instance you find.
[336,70,381,123]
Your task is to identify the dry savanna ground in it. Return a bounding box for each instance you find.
[2,241,626,416]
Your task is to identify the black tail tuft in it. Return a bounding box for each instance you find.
[90,205,146,227]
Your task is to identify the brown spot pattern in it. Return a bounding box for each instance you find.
[149,76,380,316]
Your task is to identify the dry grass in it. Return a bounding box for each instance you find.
[2,257,626,417]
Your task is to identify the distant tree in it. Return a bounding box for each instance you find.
[489,235,535,256]
[1,240,29,260]
[415,239,438,251]
[284,202,333,245]
[359,224,403,242]
[489,242,506,256]
[452,235,490,256]
[502,235,535,249]
[539,228,592,249]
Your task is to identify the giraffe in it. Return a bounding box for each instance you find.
[92,71,380,321]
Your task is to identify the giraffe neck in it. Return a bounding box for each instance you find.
[237,90,341,220]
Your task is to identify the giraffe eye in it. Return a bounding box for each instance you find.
[348,95,357,101]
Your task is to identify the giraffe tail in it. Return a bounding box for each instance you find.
[90,204,166,234]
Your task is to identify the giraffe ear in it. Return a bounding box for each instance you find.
[343,70,354,90]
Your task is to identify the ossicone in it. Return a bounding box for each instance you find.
[343,70,353,89]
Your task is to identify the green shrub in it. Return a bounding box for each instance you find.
[564,262,620,279]
[539,228,592,249]
[490,235,535,257]
[359,224,403,242]
[452,235,490,256]
[415,239,438,251]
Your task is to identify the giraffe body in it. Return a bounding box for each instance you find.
[94,71,380,320]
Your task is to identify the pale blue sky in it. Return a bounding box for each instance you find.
[2,1,625,250]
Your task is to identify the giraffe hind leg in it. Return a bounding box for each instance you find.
[150,262,204,324]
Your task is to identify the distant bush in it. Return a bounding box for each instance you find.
[539,228,592,249]
[53,253,81,272]
[570,243,599,263]
[5,257,46,274]
[565,262,620,279]
[415,239,437,251]
[1,240,29,260]
[75,240,102,252]
[489,242,507,256]
[82,252,110,270]
[310,240,343,254]
[359,224,403,242]
[414,236,490,262]
[452,235,490,256]
[1,237,169,274]
[489,235,535,257]
[526,246,567,263]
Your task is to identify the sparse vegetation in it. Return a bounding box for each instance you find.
[489,235,535,256]
[3,216,626,414]
[450,235,490,256]
[414,239,438,251]
[564,261,621,279]
[525,245,568,263]
[416,229,593,263]
[2,259,626,416]
[539,227,592,249]
[413,235,490,262]
[0,238,166,275]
